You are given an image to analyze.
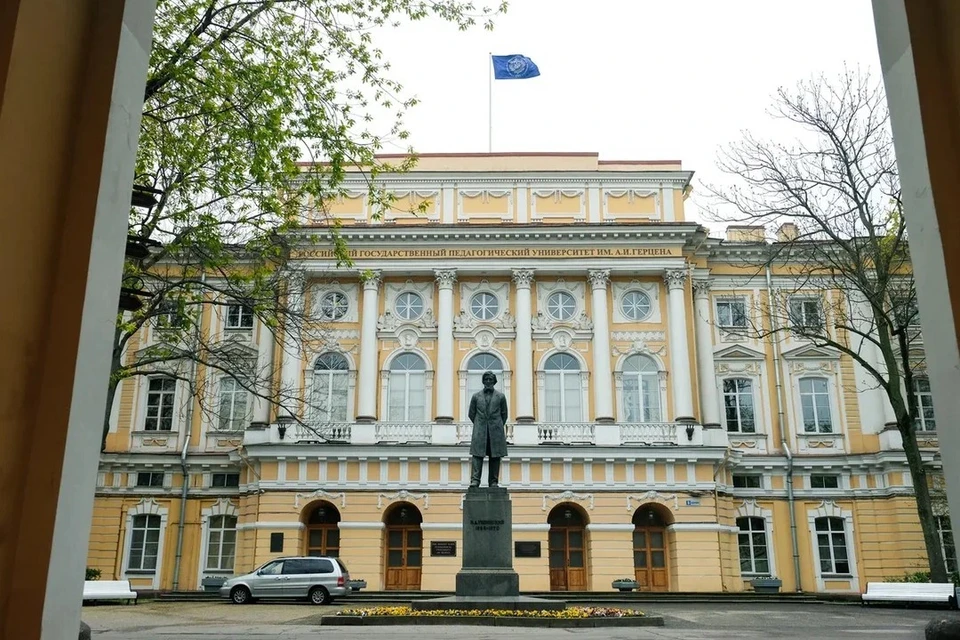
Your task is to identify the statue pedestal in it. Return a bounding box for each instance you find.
[412,486,564,612]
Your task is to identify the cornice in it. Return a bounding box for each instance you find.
[292,170,694,189]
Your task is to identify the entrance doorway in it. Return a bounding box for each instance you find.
[547,504,588,591]
[383,502,423,590]
[633,504,671,591]
[304,502,341,557]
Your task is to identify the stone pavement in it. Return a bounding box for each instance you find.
[82,600,959,638]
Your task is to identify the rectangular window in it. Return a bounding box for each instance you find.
[205,514,238,571]
[892,295,921,328]
[733,474,762,489]
[144,377,177,431]
[155,299,186,330]
[225,303,254,330]
[716,298,748,329]
[217,379,248,431]
[136,472,164,488]
[815,516,851,575]
[799,377,833,433]
[723,378,756,433]
[737,516,770,574]
[212,473,240,488]
[811,474,840,489]
[788,297,823,332]
[914,377,937,431]
[127,514,162,572]
[936,516,958,574]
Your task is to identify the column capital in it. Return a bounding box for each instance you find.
[664,269,688,291]
[692,278,711,299]
[512,268,535,289]
[360,269,382,291]
[587,269,610,290]
[434,269,457,289]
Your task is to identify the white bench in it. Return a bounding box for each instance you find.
[862,582,956,607]
[82,580,138,604]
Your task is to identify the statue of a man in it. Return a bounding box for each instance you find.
[467,371,509,487]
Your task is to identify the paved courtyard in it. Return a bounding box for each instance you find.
[81,600,960,639]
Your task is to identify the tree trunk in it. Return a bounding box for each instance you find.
[900,417,949,582]
[101,335,124,451]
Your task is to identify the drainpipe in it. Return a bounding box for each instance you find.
[172,272,205,590]
[766,265,802,592]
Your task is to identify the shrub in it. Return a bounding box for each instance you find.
[85,567,101,581]
[885,570,960,585]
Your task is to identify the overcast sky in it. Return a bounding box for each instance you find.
[370,0,884,222]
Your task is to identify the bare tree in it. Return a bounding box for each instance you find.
[704,68,947,581]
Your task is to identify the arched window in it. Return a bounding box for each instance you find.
[544,353,582,423]
[736,516,769,575]
[205,514,238,570]
[466,353,503,400]
[799,377,832,433]
[723,378,756,433]
[622,354,661,422]
[311,352,349,422]
[388,353,427,422]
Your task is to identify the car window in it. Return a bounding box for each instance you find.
[282,559,311,575]
[259,561,283,575]
[314,559,334,574]
[335,559,349,574]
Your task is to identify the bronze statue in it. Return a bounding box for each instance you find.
[467,371,509,487]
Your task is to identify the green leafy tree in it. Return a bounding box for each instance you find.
[705,69,946,582]
[105,0,506,449]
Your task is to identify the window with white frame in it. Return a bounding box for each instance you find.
[717,298,748,329]
[815,516,851,575]
[205,514,238,571]
[913,377,937,431]
[136,472,164,487]
[466,353,503,400]
[620,290,652,321]
[892,294,920,328]
[318,291,349,320]
[723,378,756,433]
[936,516,958,573]
[788,297,823,332]
[544,353,582,422]
[144,377,176,431]
[621,354,661,422]
[211,473,240,488]
[736,516,770,574]
[546,291,577,321]
[311,352,349,422]
[811,474,840,489]
[225,303,254,330]
[127,514,162,572]
[387,353,426,422]
[733,474,762,489]
[799,377,833,433]
[155,299,187,330]
[470,292,499,320]
[395,291,424,321]
[217,378,248,431]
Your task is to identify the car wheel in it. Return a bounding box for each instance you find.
[230,586,252,605]
[309,586,330,605]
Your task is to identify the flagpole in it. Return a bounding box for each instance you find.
[488,52,493,153]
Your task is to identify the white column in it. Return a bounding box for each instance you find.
[251,323,277,426]
[512,269,535,422]
[434,269,457,422]
[665,269,696,422]
[692,279,720,427]
[278,273,306,420]
[588,269,614,422]
[356,270,382,421]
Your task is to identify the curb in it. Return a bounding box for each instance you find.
[317,615,665,627]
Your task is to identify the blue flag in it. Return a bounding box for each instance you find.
[491,54,540,80]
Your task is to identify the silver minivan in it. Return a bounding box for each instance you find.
[220,556,351,605]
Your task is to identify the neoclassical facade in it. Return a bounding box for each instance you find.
[88,153,946,595]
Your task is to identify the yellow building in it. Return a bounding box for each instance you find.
[88,152,946,595]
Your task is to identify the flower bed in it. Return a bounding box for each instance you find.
[336,605,642,618]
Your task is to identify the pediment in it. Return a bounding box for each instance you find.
[781,344,841,360]
[713,345,765,360]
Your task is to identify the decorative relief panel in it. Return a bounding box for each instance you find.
[603,189,660,220]
[458,189,513,222]
[310,282,359,323]
[384,190,440,221]
[612,280,662,324]
[530,189,585,222]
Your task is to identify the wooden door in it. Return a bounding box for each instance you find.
[306,525,339,557]
[549,525,587,591]
[384,526,422,590]
[633,526,668,591]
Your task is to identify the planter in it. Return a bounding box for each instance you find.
[750,577,782,594]
[611,579,639,592]
[200,576,227,592]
